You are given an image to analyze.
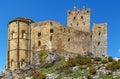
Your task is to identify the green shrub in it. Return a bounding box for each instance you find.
[65,55,92,67]
[66,58,76,67]
[106,63,115,71]
[78,56,92,65]
[31,71,46,79]
[39,50,48,62]
[101,59,108,64]
[94,57,102,62]
[106,60,120,71]
[108,56,113,62]
[89,67,96,75]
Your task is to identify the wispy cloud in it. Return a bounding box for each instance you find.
[114,57,120,61]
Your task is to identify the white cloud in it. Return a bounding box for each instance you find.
[114,57,120,61]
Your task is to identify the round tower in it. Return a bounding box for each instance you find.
[6,18,34,70]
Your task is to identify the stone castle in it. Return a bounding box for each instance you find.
[6,7,107,70]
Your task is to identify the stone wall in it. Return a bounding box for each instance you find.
[67,8,90,32]
[7,18,33,70]
[92,23,108,58]
[31,21,92,55]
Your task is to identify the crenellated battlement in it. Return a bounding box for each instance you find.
[68,8,90,15]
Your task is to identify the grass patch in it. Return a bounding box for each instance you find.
[39,56,66,73]
[100,75,120,79]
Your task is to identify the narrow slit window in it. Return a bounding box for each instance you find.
[98,32,101,36]
[73,16,76,20]
[50,36,52,41]
[98,42,100,45]
[38,32,41,37]
[11,31,15,39]
[50,29,54,33]
[68,38,70,42]
[38,41,41,46]
[90,35,92,38]
[22,30,26,39]
[81,16,83,19]
[11,59,13,67]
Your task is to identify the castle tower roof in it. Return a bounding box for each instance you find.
[9,17,34,24]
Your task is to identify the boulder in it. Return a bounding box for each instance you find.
[46,73,58,79]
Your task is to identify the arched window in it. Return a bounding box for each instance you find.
[21,59,24,66]
[38,41,41,46]
[22,30,26,39]
[11,31,15,39]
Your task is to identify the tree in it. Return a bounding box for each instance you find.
[108,56,113,62]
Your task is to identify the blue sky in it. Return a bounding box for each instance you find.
[0,0,120,72]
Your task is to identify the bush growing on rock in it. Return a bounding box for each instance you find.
[101,59,108,64]
[89,67,96,75]
[31,71,46,79]
[65,55,92,67]
[106,60,120,71]
[38,50,48,62]
[108,56,113,62]
[94,57,102,62]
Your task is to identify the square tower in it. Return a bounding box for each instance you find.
[67,7,90,32]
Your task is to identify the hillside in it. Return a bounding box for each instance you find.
[1,50,120,79]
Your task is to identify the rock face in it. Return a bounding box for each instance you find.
[45,52,60,64]
[96,67,112,75]
[46,73,58,79]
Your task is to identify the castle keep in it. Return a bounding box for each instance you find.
[6,7,107,70]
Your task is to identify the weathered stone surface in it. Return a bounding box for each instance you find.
[45,52,60,64]
[96,67,112,75]
[46,73,58,79]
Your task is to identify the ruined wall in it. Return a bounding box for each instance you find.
[31,21,92,56]
[63,30,92,54]
[67,8,90,32]
[92,23,107,58]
